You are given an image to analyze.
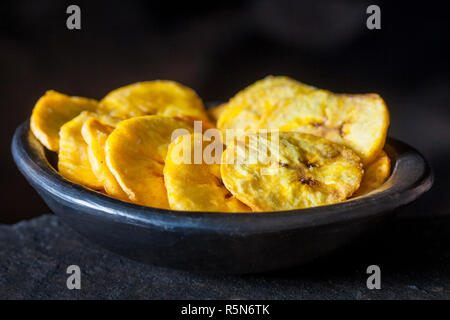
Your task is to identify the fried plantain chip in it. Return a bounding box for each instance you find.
[353,150,391,197]
[58,111,103,189]
[105,115,193,208]
[81,117,129,200]
[30,90,98,151]
[164,133,251,212]
[99,80,210,121]
[221,131,363,211]
[217,76,316,131]
[217,76,389,165]
[258,92,389,165]
[95,113,123,127]
[172,115,216,131]
[207,104,227,123]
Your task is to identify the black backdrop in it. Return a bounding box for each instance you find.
[1,0,449,223]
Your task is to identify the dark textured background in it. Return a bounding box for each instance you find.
[2,215,450,299]
[1,1,449,223]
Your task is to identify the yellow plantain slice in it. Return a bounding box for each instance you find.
[257,91,389,165]
[95,113,123,128]
[172,115,216,131]
[207,104,227,123]
[353,150,391,197]
[217,76,317,131]
[217,76,389,165]
[164,133,251,212]
[105,115,193,209]
[58,111,103,189]
[221,131,363,211]
[81,117,129,200]
[31,90,98,151]
[99,80,210,121]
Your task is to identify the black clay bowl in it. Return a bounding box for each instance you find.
[12,121,433,273]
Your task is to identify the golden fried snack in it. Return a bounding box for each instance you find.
[81,117,128,200]
[353,150,391,197]
[217,76,389,165]
[99,80,210,121]
[58,111,103,189]
[30,90,98,151]
[95,113,123,127]
[172,115,216,131]
[105,115,193,208]
[258,91,389,165]
[207,104,227,123]
[164,133,251,212]
[221,132,363,211]
[217,76,316,131]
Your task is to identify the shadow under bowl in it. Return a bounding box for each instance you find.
[12,121,433,273]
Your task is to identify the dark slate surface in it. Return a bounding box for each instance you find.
[1,213,450,299]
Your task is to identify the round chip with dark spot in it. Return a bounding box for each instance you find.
[221,131,364,211]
